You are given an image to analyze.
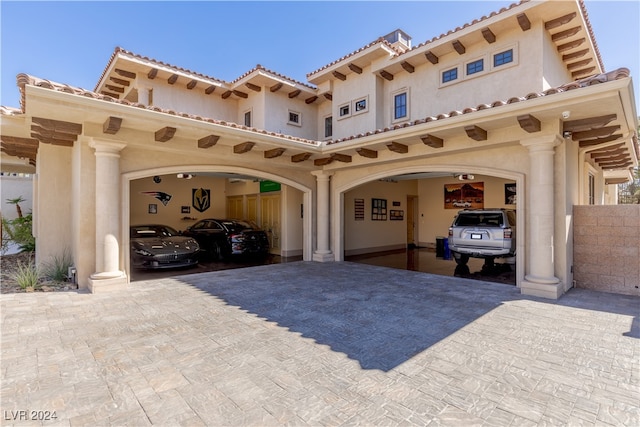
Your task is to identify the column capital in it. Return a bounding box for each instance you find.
[519,134,563,151]
[89,139,127,155]
[311,170,334,180]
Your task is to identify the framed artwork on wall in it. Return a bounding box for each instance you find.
[444,182,484,209]
[148,204,157,214]
[372,198,387,221]
[354,198,365,221]
[504,183,517,205]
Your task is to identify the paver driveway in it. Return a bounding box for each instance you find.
[1,262,639,426]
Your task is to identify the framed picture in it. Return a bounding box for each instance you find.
[181,206,191,214]
[371,198,387,221]
[390,210,404,220]
[504,183,517,205]
[354,198,365,221]
[444,182,484,209]
[148,204,157,214]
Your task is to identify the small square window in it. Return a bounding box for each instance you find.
[466,59,484,75]
[288,110,301,126]
[494,49,513,66]
[442,68,458,83]
[324,116,333,138]
[355,99,366,112]
[339,104,350,117]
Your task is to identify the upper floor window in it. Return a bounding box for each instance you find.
[466,59,484,75]
[394,92,407,120]
[339,103,350,118]
[494,49,513,67]
[244,110,252,127]
[442,68,458,83]
[588,173,595,205]
[288,110,301,126]
[324,116,333,138]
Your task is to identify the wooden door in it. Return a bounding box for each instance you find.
[260,194,281,250]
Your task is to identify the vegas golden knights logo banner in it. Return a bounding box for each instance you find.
[192,188,210,212]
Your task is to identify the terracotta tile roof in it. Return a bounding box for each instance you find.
[16,74,319,147]
[327,68,631,145]
[306,37,399,78]
[95,47,228,92]
[232,64,316,90]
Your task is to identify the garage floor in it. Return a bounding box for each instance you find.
[131,248,515,286]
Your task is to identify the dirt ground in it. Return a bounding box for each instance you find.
[0,252,75,294]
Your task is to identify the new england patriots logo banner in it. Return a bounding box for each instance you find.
[141,191,172,206]
[192,188,210,212]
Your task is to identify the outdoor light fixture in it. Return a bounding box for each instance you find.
[176,173,193,179]
[457,174,474,181]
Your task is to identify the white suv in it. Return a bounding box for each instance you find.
[448,209,516,266]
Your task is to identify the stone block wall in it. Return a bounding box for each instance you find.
[573,205,639,296]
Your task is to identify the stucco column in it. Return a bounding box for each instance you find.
[312,171,334,262]
[87,140,127,293]
[520,135,562,299]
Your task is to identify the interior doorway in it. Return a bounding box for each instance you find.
[406,195,418,248]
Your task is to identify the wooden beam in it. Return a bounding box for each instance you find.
[452,40,466,55]
[105,84,125,93]
[578,134,623,147]
[103,116,122,135]
[332,71,346,81]
[465,125,487,141]
[380,70,394,81]
[425,51,439,64]
[593,153,627,162]
[481,28,496,43]
[331,153,352,163]
[155,126,176,142]
[557,38,585,52]
[288,89,301,99]
[109,77,130,86]
[572,126,621,141]
[572,67,596,78]
[31,117,82,135]
[517,114,541,133]
[305,96,318,104]
[517,13,531,31]
[270,82,283,92]
[587,143,625,156]
[147,68,157,79]
[386,141,408,154]
[545,12,577,30]
[567,58,592,70]
[355,148,378,158]
[198,135,219,148]
[168,74,178,85]
[551,26,581,42]
[291,152,311,163]
[348,63,362,74]
[221,90,232,99]
[233,141,255,154]
[245,82,261,92]
[114,68,136,79]
[233,90,248,99]
[314,157,333,166]
[562,49,589,62]
[420,134,443,148]
[205,85,217,95]
[30,135,74,147]
[0,135,39,147]
[401,61,415,73]
[323,93,333,101]
[31,126,78,142]
[264,148,286,159]
[187,80,197,90]
[563,114,616,132]
[101,91,120,98]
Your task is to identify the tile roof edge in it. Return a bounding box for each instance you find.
[233,64,316,91]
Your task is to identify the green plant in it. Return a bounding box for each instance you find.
[1,213,35,252]
[43,250,73,282]
[10,258,41,289]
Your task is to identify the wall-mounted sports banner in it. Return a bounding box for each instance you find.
[141,191,172,206]
[260,180,281,193]
[192,188,210,212]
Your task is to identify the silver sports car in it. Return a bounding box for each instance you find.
[130,224,200,269]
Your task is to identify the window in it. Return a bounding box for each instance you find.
[147,88,153,106]
[442,68,458,83]
[466,59,484,75]
[324,116,333,138]
[339,103,350,117]
[394,92,407,120]
[288,110,301,126]
[244,110,252,127]
[494,49,513,67]
[588,173,595,205]
[355,98,367,112]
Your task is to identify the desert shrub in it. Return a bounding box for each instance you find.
[43,250,73,282]
[11,258,40,289]
[2,213,35,252]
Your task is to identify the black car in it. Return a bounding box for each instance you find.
[182,219,270,260]
[130,224,200,269]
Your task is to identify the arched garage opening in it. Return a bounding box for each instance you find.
[333,165,525,287]
[122,165,312,281]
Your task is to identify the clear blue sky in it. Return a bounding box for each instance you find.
[1,1,639,109]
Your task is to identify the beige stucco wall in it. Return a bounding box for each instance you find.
[573,205,640,296]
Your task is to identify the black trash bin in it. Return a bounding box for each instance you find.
[435,236,445,258]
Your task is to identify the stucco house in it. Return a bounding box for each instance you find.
[1,0,637,298]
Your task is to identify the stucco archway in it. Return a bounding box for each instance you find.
[122,165,314,281]
[332,164,525,287]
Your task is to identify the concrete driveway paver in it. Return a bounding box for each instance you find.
[1,261,639,426]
